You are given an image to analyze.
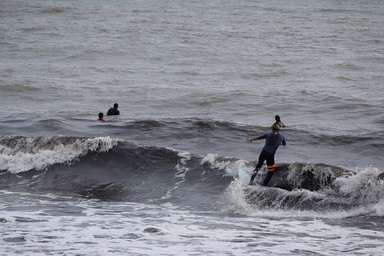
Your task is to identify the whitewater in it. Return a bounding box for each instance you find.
[1,0,384,255]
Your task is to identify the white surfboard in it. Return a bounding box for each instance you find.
[238,167,252,186]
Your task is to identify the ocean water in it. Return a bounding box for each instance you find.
[1,0,384,255]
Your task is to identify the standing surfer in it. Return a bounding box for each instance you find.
[248,123,286,186]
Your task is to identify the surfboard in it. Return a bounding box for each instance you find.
[238,167,252,186]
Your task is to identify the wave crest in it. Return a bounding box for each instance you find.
[0,136,119,173]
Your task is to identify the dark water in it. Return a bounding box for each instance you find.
[1,0,384,255]
[1,131,383,212]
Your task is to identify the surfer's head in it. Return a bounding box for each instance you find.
[271,123,281,131]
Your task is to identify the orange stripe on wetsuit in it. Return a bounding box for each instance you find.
[267,164,275,172]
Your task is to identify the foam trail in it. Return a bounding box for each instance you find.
[162,151,192,200]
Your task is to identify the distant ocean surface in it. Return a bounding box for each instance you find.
[1,0,384,255]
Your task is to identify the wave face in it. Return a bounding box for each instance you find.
[1,136,383,214]
[2,117,383,168]
[0,136,232,209]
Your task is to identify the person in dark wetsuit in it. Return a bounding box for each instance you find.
[107,103,120,116]
[98,112,105,122]
[248,123,286,186]
[274,115,285,128]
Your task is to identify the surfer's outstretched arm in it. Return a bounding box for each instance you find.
[248,136,259,142]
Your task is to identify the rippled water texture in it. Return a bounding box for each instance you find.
[1,0,384,255]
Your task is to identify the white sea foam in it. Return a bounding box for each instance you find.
[1,0,384,254]
[161,151,192,200]
[0,137,119,173]
[201,153,250,177]
[333,166,384,205]
[1,190,384,256]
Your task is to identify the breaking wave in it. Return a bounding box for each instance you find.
[0,136,383,217]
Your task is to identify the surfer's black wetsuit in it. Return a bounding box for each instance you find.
[107,108,120,116]
[274,115,285,128]
[250,131,286,186]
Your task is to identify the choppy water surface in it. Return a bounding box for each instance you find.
[1,0,384,255]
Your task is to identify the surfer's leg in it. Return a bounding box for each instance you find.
[249,171,258,185]
[249,151,266,185]
[262,153,275,186]
[263,172,274,186]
